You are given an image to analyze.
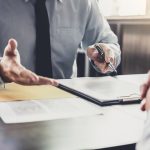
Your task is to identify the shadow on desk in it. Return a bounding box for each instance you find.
[100,144,135,150]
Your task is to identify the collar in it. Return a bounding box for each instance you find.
[24,0,63,3]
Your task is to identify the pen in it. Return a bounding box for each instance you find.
[94,44,117,74]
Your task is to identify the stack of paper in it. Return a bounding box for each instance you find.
[0,82,74,101]
[0,83,102,123]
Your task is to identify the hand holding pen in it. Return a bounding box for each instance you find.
[87,43,117,74]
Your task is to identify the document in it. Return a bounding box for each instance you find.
[0,82,74,101]
[0,83,102,123]
[117,74,147,86]
[0,75,145,123]
[0,98,102,123]
[58,76,141,106]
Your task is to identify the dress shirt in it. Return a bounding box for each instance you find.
[136,111,150,150]
[0,0,120,79]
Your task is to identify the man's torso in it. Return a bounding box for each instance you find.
[0,0,90,78]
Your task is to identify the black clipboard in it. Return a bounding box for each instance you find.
[58,83,141,106]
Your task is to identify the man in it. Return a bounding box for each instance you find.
[0,0,121,86]
[136,71,150,150]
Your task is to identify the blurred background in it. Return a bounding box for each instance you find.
[99,0,149,16]
[77,0,150,77]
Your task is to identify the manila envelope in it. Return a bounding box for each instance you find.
[0,83,75,102]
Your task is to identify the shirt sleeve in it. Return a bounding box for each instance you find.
[82,0,121,67]
[136,111,150,150]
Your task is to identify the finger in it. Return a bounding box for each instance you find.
[94,61,108,73]
[92,51,99,60]
[97,43,115,64]
[140,83,148,99]
[15,77,37,85]
[87,46,95,58]
[87,45,104,61]
[18,68,58,86]
[19,69,40,85]
[89,50,99,60]
[4,39,18,57]
[104,49,114,64]
[140,71,150,99]
[140,98,146,111]
[38,76,58,86]
[146,70,150,87]
[143,70,150,89]
[11,68,39,85]
[9,39,18,51]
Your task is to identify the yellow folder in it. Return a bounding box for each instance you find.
[0,83,75,102]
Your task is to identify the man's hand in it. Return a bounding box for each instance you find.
[140,71,150,111]
[0,39,58,86]
[87,43,115,74]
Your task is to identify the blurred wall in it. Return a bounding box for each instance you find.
[109,17,150,74]
[77,18,150,77]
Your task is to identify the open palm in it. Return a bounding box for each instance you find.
[0,39,58,86]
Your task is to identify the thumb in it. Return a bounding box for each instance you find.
[4,39,18,56]
[105,49,114,63]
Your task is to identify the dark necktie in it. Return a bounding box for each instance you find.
[34,0,53,78]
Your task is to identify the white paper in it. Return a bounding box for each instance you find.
[59,76,140,102]
[0,98,102,123]
[117,74,148,86]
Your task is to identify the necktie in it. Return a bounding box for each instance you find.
[34,0,53,78]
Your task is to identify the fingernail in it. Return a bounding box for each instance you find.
[53,80,59,86]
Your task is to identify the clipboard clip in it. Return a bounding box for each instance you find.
[118,93,140,102]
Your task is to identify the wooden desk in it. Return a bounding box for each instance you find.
[0,104,145,150]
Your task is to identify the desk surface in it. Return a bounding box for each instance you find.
[0,74,147,150]
[0,105,146,150]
